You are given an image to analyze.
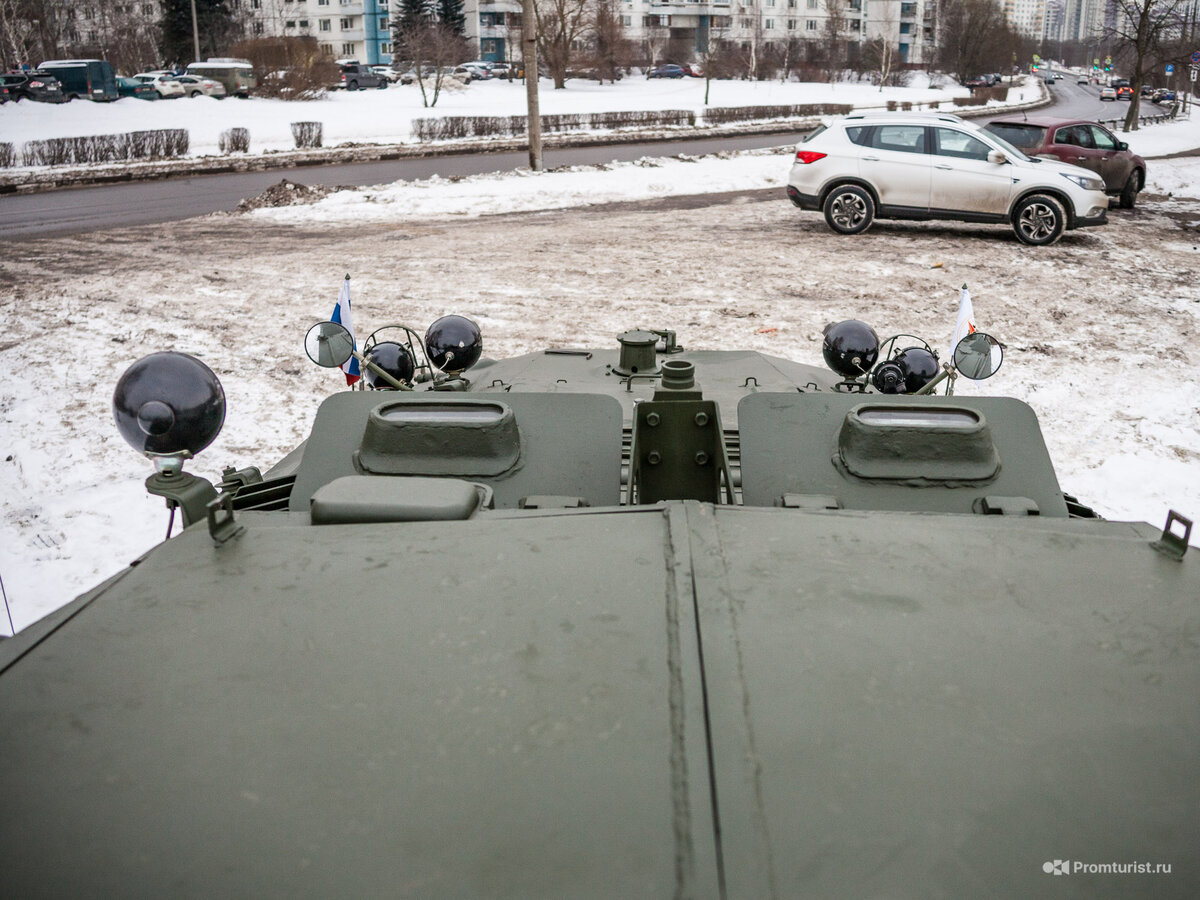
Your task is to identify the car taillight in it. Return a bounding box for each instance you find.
[30,80,43,87]
[794,151,827,164]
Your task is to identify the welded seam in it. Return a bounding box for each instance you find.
[663,502,698,899]
[685,501,777,900]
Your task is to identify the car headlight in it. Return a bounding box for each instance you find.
[1061,172,1105,192]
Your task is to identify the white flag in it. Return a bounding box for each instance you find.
[950,284,976,355]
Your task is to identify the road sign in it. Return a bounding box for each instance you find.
[1191,50,1200,64]
[1192,66,1199,83]
[1093,58,1099,65]
[1166,63,1174,74]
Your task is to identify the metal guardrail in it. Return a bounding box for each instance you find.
[1096,104,1179,130]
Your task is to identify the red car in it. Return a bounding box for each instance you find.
[983,117,1146,208]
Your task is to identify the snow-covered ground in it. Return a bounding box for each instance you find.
[1,102,1198,637]
[1,73,987,159]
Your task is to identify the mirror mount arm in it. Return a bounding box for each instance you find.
[913,363,957,396]
[352,349,412,391]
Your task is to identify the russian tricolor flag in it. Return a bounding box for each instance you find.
[332,275,361,386]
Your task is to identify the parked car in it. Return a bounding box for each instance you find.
[785,112,1109,246]
[115,75,157,100]
[1116,85,1133,100]
[369,65,402,83]
[174,74,226,97]
[452,64,488,82]
[0,83,8,103]
[1140,84,1155,97]
[1153,89,1176,103]
[983,117,1146,208]
[36,58,118,101]
[648,64,685,79]
[134,72,185,99]
[1099,86,1117,100]
[681,63,703,77]
[186,59,256,97]
[0,71,67,103]
[400,66,436,85]
[337,63,387,90]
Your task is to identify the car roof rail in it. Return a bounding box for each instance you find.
[842,112,966,124]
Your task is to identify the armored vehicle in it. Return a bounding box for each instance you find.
[1,315,1196,898]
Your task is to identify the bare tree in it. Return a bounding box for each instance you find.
[643,17,668,73]
[404,23,470,106]
[821,0,848,82]
[934,0,1012,86]
[0,0,67,67]
[863,5,898,90]
[533,0,590,88]
[697,15,734,103]
[1103,0,1187,130]
[589,0,626,83]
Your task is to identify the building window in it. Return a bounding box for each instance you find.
[482,39,497,53]
[318,0,328,5]
[299,19,308,27]
[285,20,296,27]
[805,18,816,29]
[622,14,631,24]
[787,17,795,27]
[379,17,387,28]
[899,22,911,33]
[806,0,816,7]
[253,22,263,34]
[342,42,355,54]
[340,17,352,28]
[380,41,391,53]
[849,18,860,30]
[320,18,331,30]
[765,18,774,28]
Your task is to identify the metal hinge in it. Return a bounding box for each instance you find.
[1151,510,1191,560]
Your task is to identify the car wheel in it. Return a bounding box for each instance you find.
[155,91,163,99]
[1119,172,1140,209]
[349,80,358,90]
[1013,194,1066,246]
[190,90,201,97]
[822,185,875,235]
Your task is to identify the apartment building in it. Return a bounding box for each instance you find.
[251,0,392,63]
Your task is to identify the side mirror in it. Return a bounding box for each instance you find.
[305,320,354,368]
[953,332,1004,380]
[1116,141,1128,151]
[987,150,1008,164]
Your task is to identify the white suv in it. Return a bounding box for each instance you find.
[786,113,1109,246]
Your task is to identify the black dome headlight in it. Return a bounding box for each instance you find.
[113,352,225,460]
[425,315,482,374]
[822,320,880,378]
[363,341,415,389]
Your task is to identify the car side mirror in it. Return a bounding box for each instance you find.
[1116,141,1128,151]
[987,150,1008,164]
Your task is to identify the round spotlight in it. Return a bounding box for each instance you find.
[113,352,225,458]
[425,315,482,374]
[364,341,415,390]
[822,320,880,377]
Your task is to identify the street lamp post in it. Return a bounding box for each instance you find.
[190,0,201,64]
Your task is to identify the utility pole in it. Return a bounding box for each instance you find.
[522,0,542,171]
[190,0,201,64]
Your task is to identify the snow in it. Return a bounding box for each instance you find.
[1,74,974,159]
[1,85,1199,636]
